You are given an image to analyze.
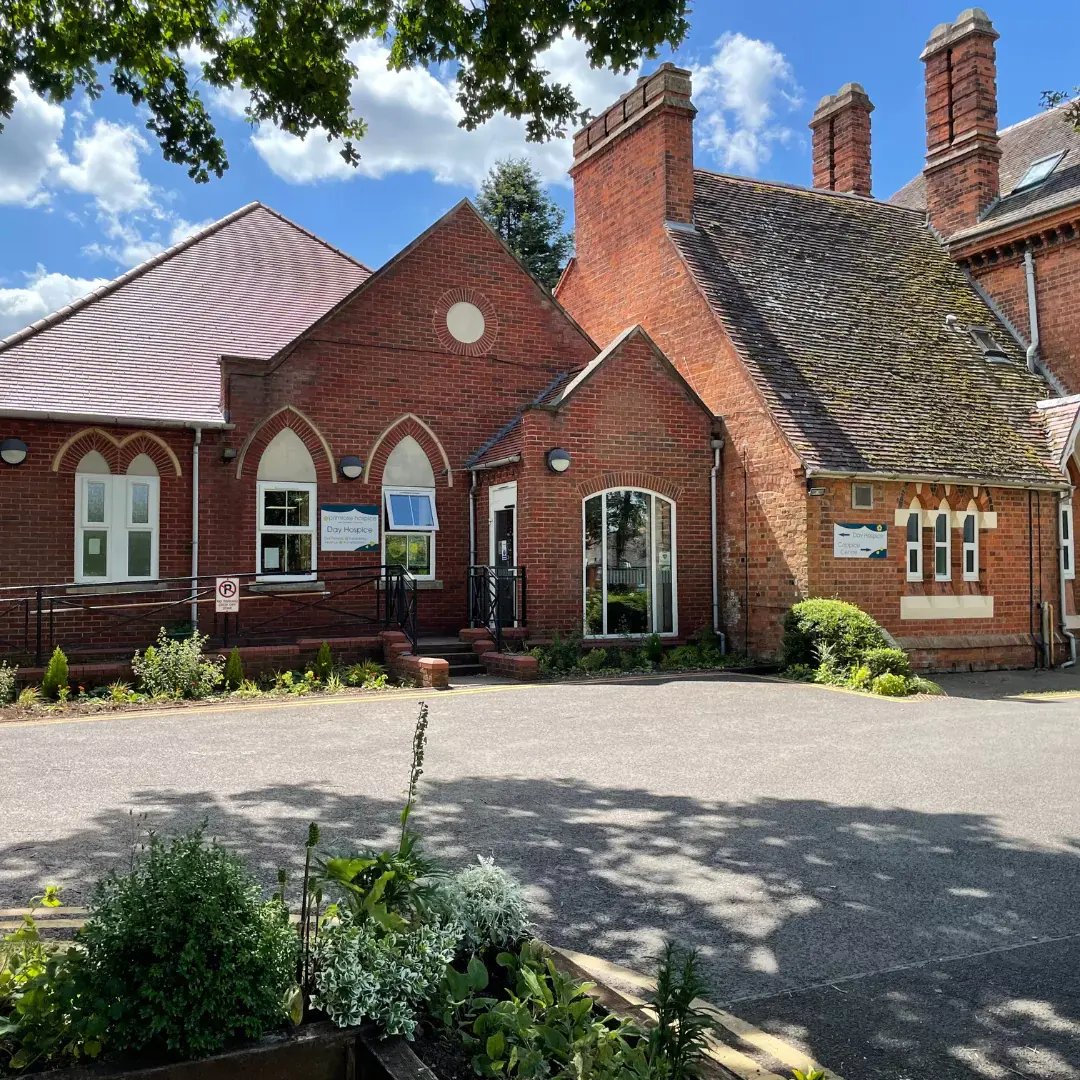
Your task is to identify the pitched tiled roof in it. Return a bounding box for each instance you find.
[671,171,1062,486]
[0,204,370,426]
[891,106,1080,241]
[466,372,575,467]
[1038,395,1080,468]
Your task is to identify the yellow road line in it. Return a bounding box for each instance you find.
[553,946,842,1080]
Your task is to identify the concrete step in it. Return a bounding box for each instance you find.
[448,663,487,678]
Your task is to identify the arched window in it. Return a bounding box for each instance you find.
[583,489,675,636]
[74,450,159,582]
[905,498,922,582]
[934,499,952,582]
[257,428,316,578]
[382,436,438,579]
[962,501,979,582]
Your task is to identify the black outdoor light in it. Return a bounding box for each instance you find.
[0,438,27,466]
[546,447,571,474]
[220,446,238,463]
[339,455,364,481]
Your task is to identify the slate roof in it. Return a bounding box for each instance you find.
[466,372,574,467]
[670,171,1063,486]
[891,106,1080,242]
[0,204,370,426]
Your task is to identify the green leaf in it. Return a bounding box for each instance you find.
[486,1031,506,1060]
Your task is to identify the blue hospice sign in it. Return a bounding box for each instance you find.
[833,522,887,559]
[320,504,379,552]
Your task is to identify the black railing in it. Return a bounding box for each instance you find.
[467,566,526,652]
[0,565,417,665]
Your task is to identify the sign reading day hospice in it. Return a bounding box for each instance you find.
[320,505,379,552]
[833,522,887,559]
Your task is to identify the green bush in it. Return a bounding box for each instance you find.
[223,647,245,691]
[863,647,911,679]
[342,659,387,689]
[906,675,945,696]
[437,856,531,953]
[41,648,69,702]
[870,672,908,697]
[781,599,888,670]
[579,647,608,673]
[847,664,872,691]
[661,644,700,669]
[132,628,224,699]
[75,830,296,1059]
[782,663,815,682]
[0,661,17,705]
[645,632,664,665]
[313,642,334,681]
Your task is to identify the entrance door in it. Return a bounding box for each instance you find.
[489,483,517,626]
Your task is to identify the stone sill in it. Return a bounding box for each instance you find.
[248,580,327,595]
[376,579,443,591]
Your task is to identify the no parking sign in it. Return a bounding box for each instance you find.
[215,576,240,613]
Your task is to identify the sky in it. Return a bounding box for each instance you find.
[0,2,1076,338]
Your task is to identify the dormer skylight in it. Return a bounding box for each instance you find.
[969,326,1010,362]
[1012,151,1066,194]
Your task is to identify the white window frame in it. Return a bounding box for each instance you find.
[1063,500,1076,582]
[382,486,438,581]
[581,487,678,638]
[75,474,160,584]
[905,510,922,582]
[962,511,979,582]
[256,480,317,581]
[851,483,874,510]
[934,507,952,582]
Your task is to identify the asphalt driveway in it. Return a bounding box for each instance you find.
[1,671,1079,1079]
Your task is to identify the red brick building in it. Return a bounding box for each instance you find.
[0,5,1075,674]
[556,8,1079,671]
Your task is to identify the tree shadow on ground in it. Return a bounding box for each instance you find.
[2,778,1079,1079]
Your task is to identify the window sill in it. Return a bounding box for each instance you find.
[66,580,168,596]
[377,579,443,591]
[249,579,327,595]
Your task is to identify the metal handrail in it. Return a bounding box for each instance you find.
[467,566,526,652]
[0,565,417,663]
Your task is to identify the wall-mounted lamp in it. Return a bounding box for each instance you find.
[220,446,238,463]
[546,448,571,474]
[806,478,826,496]
[339,455,364,481]
[0,438,27,466]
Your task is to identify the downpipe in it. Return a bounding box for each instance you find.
[1024,248,1040,375]
[710,436,726,653]
[1059,491,1078,669]
[190,427,202,631]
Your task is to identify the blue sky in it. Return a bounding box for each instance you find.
[0,2,1076,336]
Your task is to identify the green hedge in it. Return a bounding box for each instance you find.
[781,598,888,670]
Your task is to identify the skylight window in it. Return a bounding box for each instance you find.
[1012,151,1066,193]
[969,326,1010,363]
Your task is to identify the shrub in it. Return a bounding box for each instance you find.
[863,647,912,680]
[648,942,711,1080]
[871,672,908,697]
[234,679,262,699]
[313,642,334,681]
[75,830,297,1059]
[645,632,664,665]
[906,675,945,696]
[312,912,460,1038]
[132,628,224,699]
[781,599,888,670]
[41,648,69,702]
[107,681,138,705]
[438,856,530,953]
[782,663,815,682]
[579,647,608,673]
[16,686,40,709]
[0,661,17,705]
[847,664,872,691]
[223,647,245,690]
[343,659,386,688]
[324,672,345,694]
[661,644,700,670]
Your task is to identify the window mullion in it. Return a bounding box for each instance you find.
[600,497,608,637]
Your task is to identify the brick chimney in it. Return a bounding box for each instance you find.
[809,83,874,196]
[570,64,696,247]
[921,7,1001,235]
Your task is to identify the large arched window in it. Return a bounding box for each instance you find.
[256,428,316,578]
[382,436,438,580]
[75,451,159,583]
[584,489,675,637]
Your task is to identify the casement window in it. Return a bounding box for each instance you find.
[583,488,676,636]
[934,506,952,581]
[852,483,874,510]
[383,488,438,579]
[75,452,159,583]
[1063,500,1076,582]
[962,509,979,582]
[257,482,316,577]
[906,510,922,581]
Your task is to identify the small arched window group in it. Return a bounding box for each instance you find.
[905,497,980,585]
[75,451,160,583]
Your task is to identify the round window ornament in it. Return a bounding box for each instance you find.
[445,301,486,345]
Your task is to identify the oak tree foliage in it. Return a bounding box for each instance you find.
[0,0,690,182]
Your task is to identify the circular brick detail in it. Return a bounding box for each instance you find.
[433,288,498,355]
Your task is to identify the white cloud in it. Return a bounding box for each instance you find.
[83,214,217,268]
[57,119,153,215]
[0,75,66,206]
[692,33,802,175]
[250,34,636,188]
[0,266,109,338]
